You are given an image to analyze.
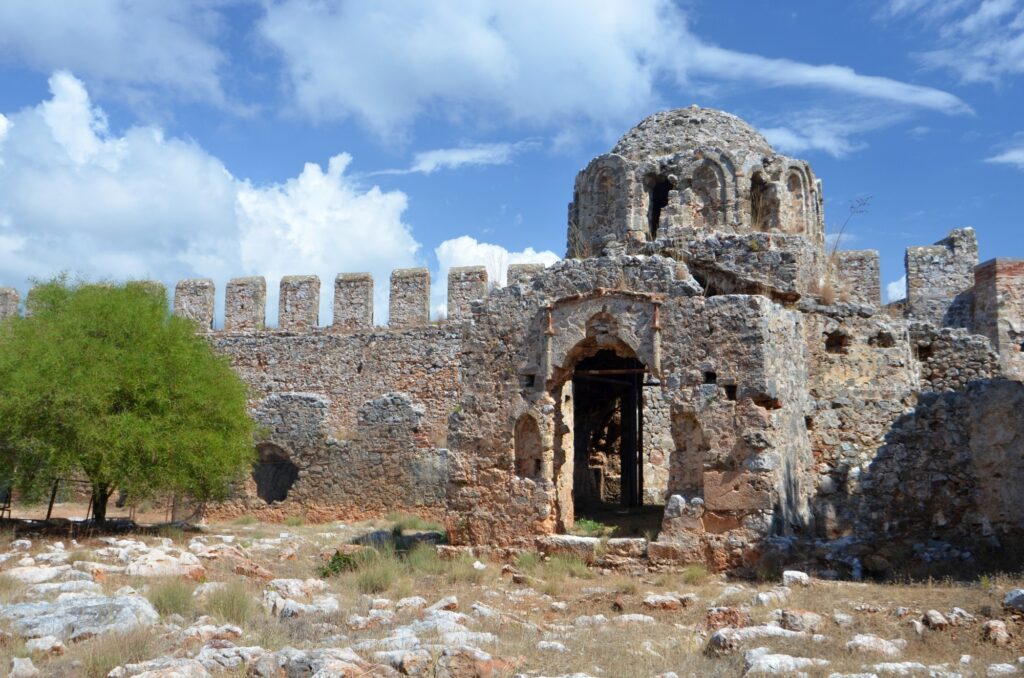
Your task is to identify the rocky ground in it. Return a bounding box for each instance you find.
[0,517,1023,677]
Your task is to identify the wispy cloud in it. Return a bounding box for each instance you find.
[881,0,1024,84]
[375,141,537,176]
[258,0,970,140]
[759,109,907,157]
[886,275,908,303]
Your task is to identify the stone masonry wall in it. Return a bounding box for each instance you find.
[905,227,977,328]
[832,250,881,307]
[974,258,1024,380]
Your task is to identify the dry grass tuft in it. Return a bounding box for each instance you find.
[56,628,166,678]
[202,579,258,626]
[146,577,195,617]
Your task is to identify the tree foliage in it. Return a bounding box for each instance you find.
[0,276,256,523]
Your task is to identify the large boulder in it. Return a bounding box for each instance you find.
[0,595,159,641]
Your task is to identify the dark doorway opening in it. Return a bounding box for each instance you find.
[647,177,672,238]
[572,350,649,519]
[253,443,299,504]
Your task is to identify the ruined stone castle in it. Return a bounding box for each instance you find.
[4,106,1021,569]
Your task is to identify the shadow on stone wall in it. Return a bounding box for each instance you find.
[817,378,1024,577]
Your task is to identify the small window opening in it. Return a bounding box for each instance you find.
[648,176,672,238]
[724,384,738,401]
[750,173,775,231]
[519,373,536,389]
[514,414,544,479]
[915,343,934,361]
[703,370,717,384]
[825,331,850,354]
[752,393,782,409]
[804,415,815,430]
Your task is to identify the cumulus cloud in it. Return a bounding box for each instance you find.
[258,0,969,139]
[0,0,226,105]
[886,275,908,302]
[432,235,559,316]
[0,71,419,325]
[986,145,1024,169]
[237,155,419,322]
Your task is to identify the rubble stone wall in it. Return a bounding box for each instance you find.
[974,258,1024,380]
[832,250,881,307]
[905,228,977,327]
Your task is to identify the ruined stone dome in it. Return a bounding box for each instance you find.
[611,106,774,162]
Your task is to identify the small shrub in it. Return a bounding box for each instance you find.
[283,516,304,527]
[681,564,710,585]
[203,580,257,625]
[318,550,361,578]
[146,578,195,617]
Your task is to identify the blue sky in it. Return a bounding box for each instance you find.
[0,0,1021,323]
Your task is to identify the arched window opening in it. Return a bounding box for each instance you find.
[514,414,544,478]
[252,443,299,504]
[647,176,672,238]
[750,173,778,231]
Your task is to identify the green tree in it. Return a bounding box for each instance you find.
[0,276,256,525]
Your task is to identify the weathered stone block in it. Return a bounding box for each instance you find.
[389,268,430,328]
[447,266,487,322]
[225,276,266,332]
[334,273,373,331]
[507,263,545,286]
[173,279,214,331]
[702,471,771,511]
[279,275,320,331]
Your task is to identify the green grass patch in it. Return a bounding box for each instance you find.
[386,512,444,535]
[0,573,23,603]
[446,555,486,585]
[231,515,258,526]
[570,518,616,538]
[283,516,304,527]
[146,577,195,617]
[405,542,447,576]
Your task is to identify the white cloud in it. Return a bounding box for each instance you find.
[882,0,1024,83]
[410,143,525,174]
[376,142,534,175]
[986,145,1024,169]
[760,109,905,157]
[237,155,419,323]
[886,275,908,302]
[432,235,559,315]
[0,71,420,326]
[0,1,226,105]
[826,232,860,250]
[258,0,969,139]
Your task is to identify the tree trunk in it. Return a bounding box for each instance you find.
[92,485,111,526]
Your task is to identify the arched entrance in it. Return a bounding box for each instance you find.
[252,443,299,504]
